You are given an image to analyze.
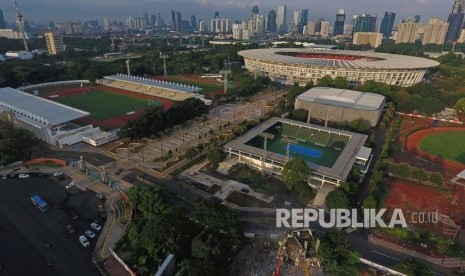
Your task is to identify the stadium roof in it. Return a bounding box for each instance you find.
[0,87,89,126]
[296,87,385,111]
[238,48,440,69]
[105,74,202,93]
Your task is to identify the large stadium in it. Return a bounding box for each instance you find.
[224,117,370,186]
[238,48,440,87]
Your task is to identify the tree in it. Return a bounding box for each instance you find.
[429,172,443,186]
[454,97,465,114]
[282,156,311,191]
[317,75,334,87]
[394,258,433,276]
[207,148,223,166]
[333,76,349,89]
[289,109,309,122]
[363,196,377,209]
[326,189,350,209]
[185,147,198,160]
[317,229,360,274]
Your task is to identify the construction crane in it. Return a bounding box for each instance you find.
[272,255,283,276]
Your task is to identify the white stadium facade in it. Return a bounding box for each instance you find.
[238,48,440,87]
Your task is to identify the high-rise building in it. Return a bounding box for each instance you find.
[176,11,182,31]
[276,4,287,34]
[267,10,277,33]
[103,17,110,30]
[353,32,383,48]
[451,0,465,13]
[306,21,316,35]
[214,11,219,19]
[252,6,259,15]
[320,21,330,36]
[293,10,301,27]
[414,15,421,23]
[191,15,197,30]
[210,18,230,33]
[44,32,65,55]
[446,0,465,42]
[300,9,308,33]
[344,24,353,35]
[333,9,345,36]
[0,9,6,29]
[353,14,377,33]
[423,17,449,45]
[199,20,206,32]
[380,12,396,38]
[171,10,176,30]
[315,18,325,33]
[395,19,419,44]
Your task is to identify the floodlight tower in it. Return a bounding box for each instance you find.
[15,1,29,52]
[126,59,131,75]
[219,60,232,93]
[259,132,275,170]
[110,34,116,52]
[160,52,169,77]
[281,137,297,162]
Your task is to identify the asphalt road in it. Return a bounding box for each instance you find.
[0,177,101,276]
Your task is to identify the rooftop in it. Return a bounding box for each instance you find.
[239,48,440,69]
[0,87,89,126]
[297,87,385,111]
[105,74,202,93]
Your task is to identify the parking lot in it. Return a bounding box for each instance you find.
[0,176,102,276]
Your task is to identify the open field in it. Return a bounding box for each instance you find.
[419,131,465,165]
[56,90,152,120]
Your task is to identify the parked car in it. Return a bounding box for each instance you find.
[18,174,29,179]
[79,235,89,247]
[90,223,102,231]
[240,188,250,193]
[85,230,96,239]
[1,175,7,180]
[66,224,75,234]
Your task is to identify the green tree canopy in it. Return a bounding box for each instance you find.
[207,148,224,165]
[282,156,311,191]
[454,97,465,114]
[394,258,433,276]
[326,189,350,209]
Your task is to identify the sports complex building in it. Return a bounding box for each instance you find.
[295,87,386,127]
[224,117,371,186]
[0,87,115,148]
[238,48,439,87]
[101,74,212,105]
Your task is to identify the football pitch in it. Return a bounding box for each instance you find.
[165,76,222,94]
[56,90,157,120]
[419,131,465,165]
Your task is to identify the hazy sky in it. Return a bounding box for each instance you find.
[0,0,452,25]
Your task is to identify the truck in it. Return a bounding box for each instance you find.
[31,195,49,212]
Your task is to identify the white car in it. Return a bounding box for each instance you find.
[79,235,89,247]
[18,174,29,179]
[65,182,75,189]
[90,223,102,231]
[85,230,96,239]
[1,175,7,180]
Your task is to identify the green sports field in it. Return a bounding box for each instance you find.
[57,90,156,120]
[419,131,465,164]
[165,76,222,94]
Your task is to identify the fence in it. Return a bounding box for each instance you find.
[17,80,91,91]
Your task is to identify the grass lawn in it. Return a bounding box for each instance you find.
[228,165,274,196]
[166,76,222,94]
[57,90,155,120]
[419,131,465,164]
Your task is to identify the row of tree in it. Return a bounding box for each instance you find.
[0,121,37,166]
[118,186,243,275]
[120,98,209,139]
[381,159,443,186]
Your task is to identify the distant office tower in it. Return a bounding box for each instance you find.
[380,12,396,38]
[414,15,421,23]
[103,17,110,30]
[423,17,448,45]
[315,18,325,33]
[191,15,197,30]
[353,32,383,48]
[452,0,465,13]
[45,32,65,55]
[344,24,353,35]
[276,4,287,34]
[171,10,176,30]
[150,14,156,26]
[395,19,419,44]
[458,28,465,42]
[0,9,5,29]
[176,12,182,31]
[300,9,308,33]
[267,10,277,32]
[199,20,206,32]
[252,6,259,15]
[214,11,219,19]
[333,9,345,36]
[210,18,230,33]
[353,14,377,33]
[306,21,316,35]
[320,21,330,36]
[293,10,301,27]
[157,12,161,27]
[144,13,149,27]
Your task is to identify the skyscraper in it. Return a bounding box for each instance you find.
[300,9,308,33]
[414,15,421,23]
[267,10,277,33]
[176,11,182,31]
[451,0,465,13]
[353,14,377,33]
[380,12,396,38]
[214,11,219,19]
[171,10,176,30]
[276,4,287,34]
[333,9,345,35]
[315,18,325,33]
[293,10,301,27]
[252,6,259,15]
[0,9,6,29]
[45,32,65,55]
[423,17,449,45]
[395,19,419,44]
[191,15,197,31]
[446,0,465,42]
